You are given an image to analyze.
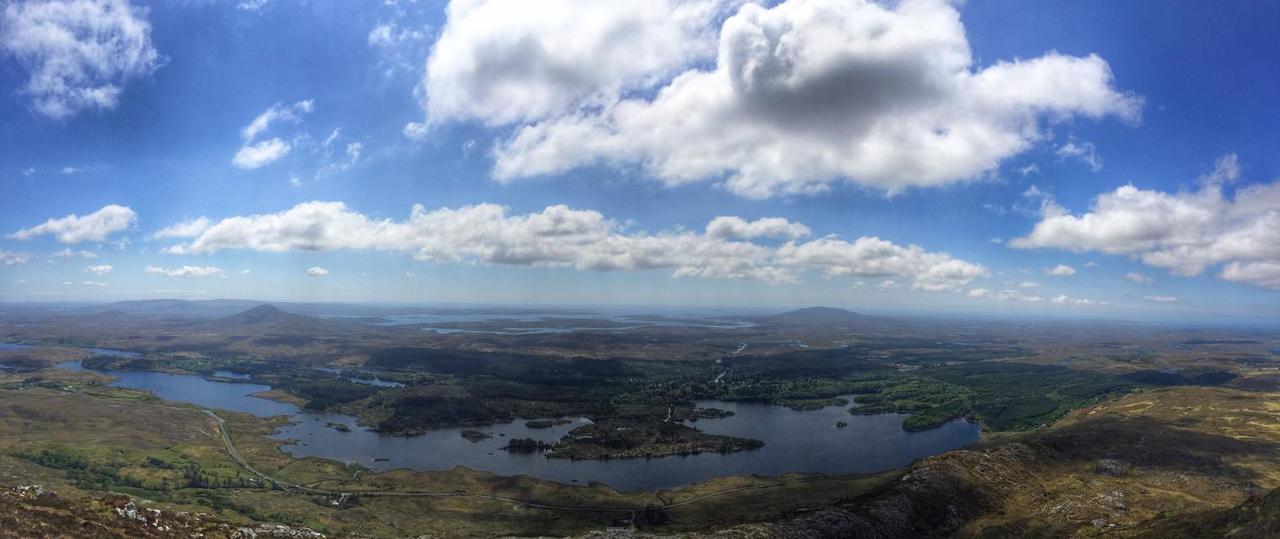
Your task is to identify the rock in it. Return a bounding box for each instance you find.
[1095,459,1130,477]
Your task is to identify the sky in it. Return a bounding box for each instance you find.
[0,0,1277,322]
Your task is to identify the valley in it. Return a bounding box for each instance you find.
[0,300,1278,537]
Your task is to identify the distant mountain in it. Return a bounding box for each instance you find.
[759,306,880,327]
[73,299,265,319]
[218,304,298,325]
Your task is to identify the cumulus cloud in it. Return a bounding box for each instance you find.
[425,0,732,125]
[82,280,106,286]
[1219,261,1280,290]
[705,216,810,240]
[1012,154,1280,290]
[160,200,986,289]
[152,217,211,239]
[232,138,291,169]
[1143,295,1178,303]
[776,237,988,291]
[305,266,329,277]
[1018,281,1039,288]
[0,250,31,265]
[144,265,224,278]
[966,287,990,298]
[1046,264,1076,277]
[425,0,1139,198]
[9,204,136,243]
[85,264,112,275]
[0,0,162,119]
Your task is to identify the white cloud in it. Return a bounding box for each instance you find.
[305,266,329,277]
[144,265,225,278]
[0,250,32,265]
[82,280,106,286]
[160,200,986,289]
[1012,154,1280,290]
[776,237,988,291]
[1083,261,1099,268]
[1125,271,1152,284]
[233,100,311,169]
[0,0,162,119]
[240,268,251,274]
[232,137,291,169]
[53,247,98,258]
[425,0,732,125]
[431,0,1139,198]
[1017,164,1040,177]
[1219,261,1280,291]
[85,264,112,275]
[996,289,1042,303]
[152,217,211,239]
[1048,294,1110,306]
[1199,153,1240,186]
[1019,280,1039,288]
[967,287,990,298]
[241,100,313,142]
[1055,138,1103,172]
[1046,264,1076,277]
[403,121,429,141]
[315,141,364,178]
[367,21,429,76]
[10,204,136,243]
[705,216,810,240]
[1143,295,1178,303]
[404,271,416,278]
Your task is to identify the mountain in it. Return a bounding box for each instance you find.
[759,306,880,327]
[72,299,266,319]
[218,304,297,325]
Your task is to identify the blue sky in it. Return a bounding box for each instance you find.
[0,0,1277,322]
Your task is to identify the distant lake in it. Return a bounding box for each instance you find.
[53,358,980,491]
[0,343,34,371]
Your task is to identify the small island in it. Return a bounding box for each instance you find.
[460,430,491,443]
[780,397,849,411]
[525,418,572,429]
[501,437,554,452]
[546,419,763,460]
[325,422,351,432]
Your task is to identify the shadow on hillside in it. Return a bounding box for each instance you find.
[1029,414,1278,482]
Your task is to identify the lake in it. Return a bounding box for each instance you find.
[52,359,981,491]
